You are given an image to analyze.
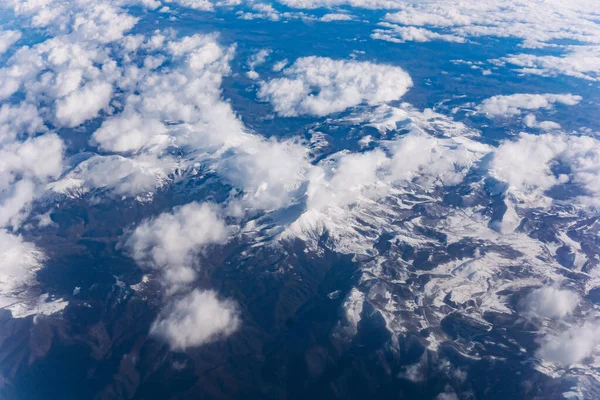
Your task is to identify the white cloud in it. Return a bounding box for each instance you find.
[375,1,600,80]
[258,56,413,116]
[0,1,146,133]
[4,0,68,29]
[307,149,388,210]
[0,134,64,227]
[490,132,600,207]
[0,229,44,309]
[372,23,466,44]
[537,321,600,366]
[219,137,310,211]
[0,102,46,144]
[0,35,119,127]
[0,30,21,55]
[319,13,352,22]
[246,70,259,79]
[247,48,270,69]
[338,288,364,337]
[478,93,582,117]
[304,127,489,213]
[523,286,580,319]
[276,0,402,9]
[0,0,318,329]
[385,8,471,27]
[246,48,270,79]
[5,0,138,40]
[70,3,138,44]
[501,46,600,81]
[55,81,113,127]
[0,180,36,230]
[235,3,302,22]
[88,32,311,211]
[388,132,487,187]
[26,28,311,216]
[380,0,600,48]
[164,0,216,11]
[491,134,566,201]
[150,289,240,350]
[167,0,243,11]
[51,154,172,198]
[523,114,561,131]
[97,33,238,155]
[272,59,288,71]
[124,202,230,289]
[0,228,66,319]
[436,393,459,400]
[92,112,168,153]
[0,134,64,183]
[0,11,308,226]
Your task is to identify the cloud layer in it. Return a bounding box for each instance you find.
[124,202,230,290]
[150,289,240,350]
[537,322,600,366]
[523,286,580,319]
[258,56,413,116]
[478,93,582,117]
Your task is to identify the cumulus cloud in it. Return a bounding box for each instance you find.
[235,3,306,22]
[164,0,217,12]
[276,0,600,71]
[0,229,45,309]
[307,149,388,210]
[0,35,119,127]
[0,0,313,329]
[319,13,353,22]
[0,30,21,55]
[490,132,600,207]
[93,33,239,157]
[537,321,600,366]
[258,56,413,116]
[491,134,566,201]
[50,154,172,198]
[0,133,63,181]
[88,32,311,210]
[219,137,310,211]
[246,48,270,79]
[272,59,288,71]
[0,0,145,133]
[522,286,580,319]
[385,8,471,27]
[4,1,138,41]
[0,12,303,218]
[523,114,561,131]
[276,0,402,9]
[372,23,466,44]
[380,0,600,48]
[376,1,600,80]
[306,129,489,212]
[388,132,488,187]
[0,134,64,227]
[502,46,600,81]
[0,102,46,144]
[124,202,230,289]
[150,289,240,350]
[92,112,168,153]
[478,93,582,117]
[436,392,459,400]
[70,3,138,44]
[55,81,113,127]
